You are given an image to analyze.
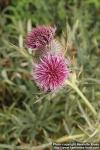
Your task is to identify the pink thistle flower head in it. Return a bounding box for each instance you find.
[33,53,70,91]
[26,26,56,50]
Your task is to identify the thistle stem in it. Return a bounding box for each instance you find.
[67,80,97,116]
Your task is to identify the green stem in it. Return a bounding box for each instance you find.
[67,80,97,116]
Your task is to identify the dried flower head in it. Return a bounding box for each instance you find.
[33,53,70,91]
[47,39,64,54]
[26,26,56,50]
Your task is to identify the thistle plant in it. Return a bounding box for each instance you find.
[26,25,97,116]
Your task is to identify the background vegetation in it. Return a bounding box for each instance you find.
[0,0,100,149]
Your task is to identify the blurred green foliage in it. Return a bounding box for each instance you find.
[0,0,100,149]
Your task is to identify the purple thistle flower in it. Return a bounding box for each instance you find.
[33,53,70,91]
[26,26,56,50]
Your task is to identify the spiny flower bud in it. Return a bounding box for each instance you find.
[26,26,56,50]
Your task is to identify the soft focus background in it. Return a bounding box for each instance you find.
[0,0,100,149]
